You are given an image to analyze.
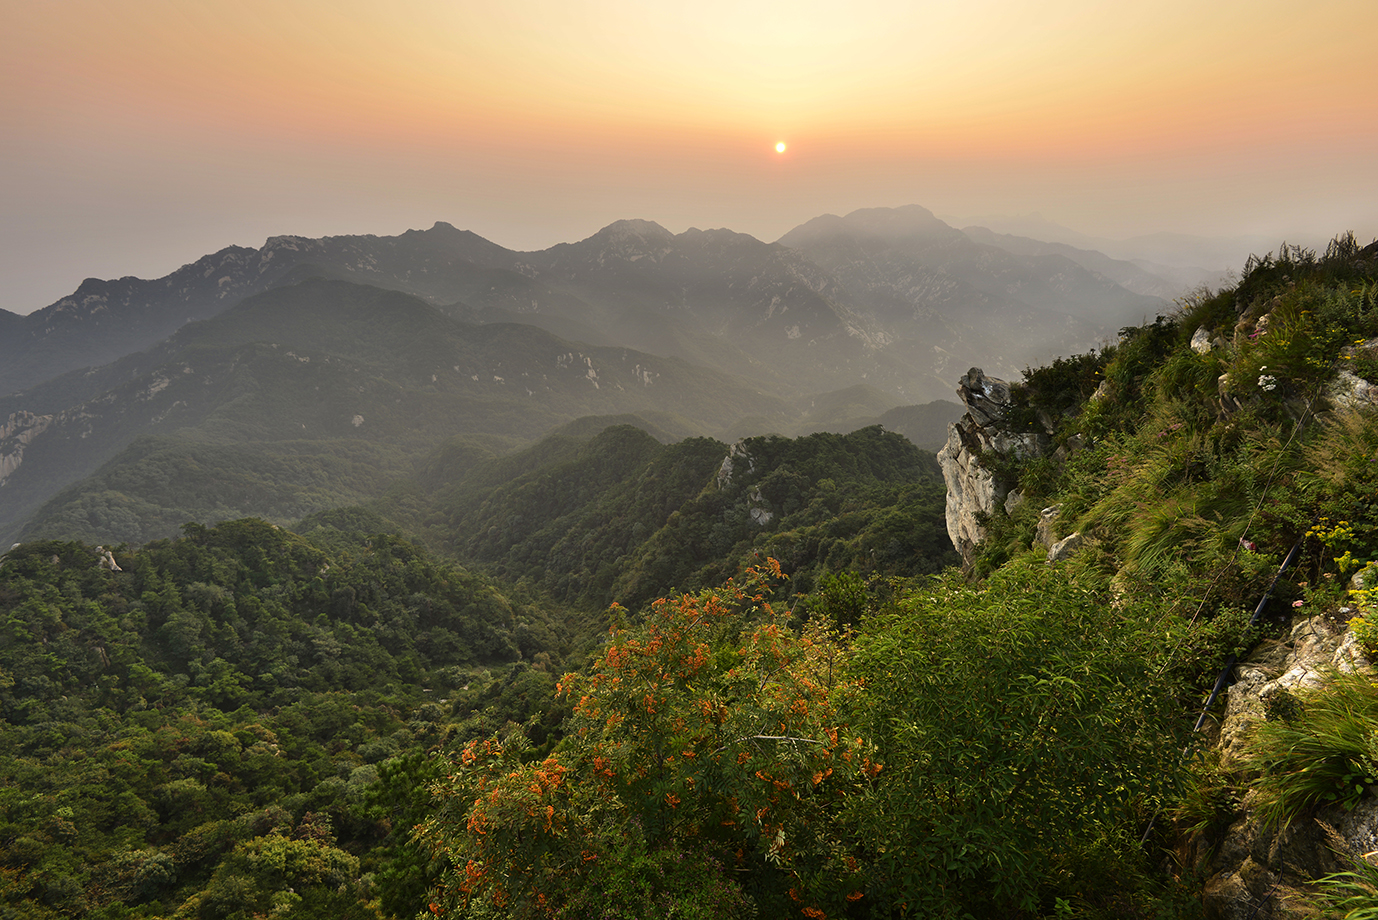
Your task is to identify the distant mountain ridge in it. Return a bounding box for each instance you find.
[4,206,1178,402]
[777,205,1167,387]
[1,205,1191,545]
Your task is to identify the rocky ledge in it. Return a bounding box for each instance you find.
[936,368,1048,565]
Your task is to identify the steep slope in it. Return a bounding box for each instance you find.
[961,224,1193,299]
[937,235,1378,918]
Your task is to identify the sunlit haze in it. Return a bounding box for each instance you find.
[3,0,1376,312]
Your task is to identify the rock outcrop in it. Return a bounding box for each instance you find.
[716,441,755,489]
[1198,609,1375,920]
[0,411,55,487]
[936,368,1047,565]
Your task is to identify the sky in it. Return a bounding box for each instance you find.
[3,0,1376,314]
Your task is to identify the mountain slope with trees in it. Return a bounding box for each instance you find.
[2,279,794,546]
[0,520,577,920]
[398,423,956,614]
[414,233,1378,920]
[8,226,1376,920]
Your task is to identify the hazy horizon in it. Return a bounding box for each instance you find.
[4,0,1376,315]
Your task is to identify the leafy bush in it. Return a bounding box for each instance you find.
[847,557,1187,918]
[1003,350,1114,436]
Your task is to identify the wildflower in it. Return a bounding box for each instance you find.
[1258,374,1278,392]
[1292,599,1305,608]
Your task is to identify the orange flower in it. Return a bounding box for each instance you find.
[846,890,864,902]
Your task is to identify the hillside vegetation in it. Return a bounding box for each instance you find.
[399,423,956,614]
[3,234,1377,920]
[0,520,577,919]
[415,234,1378,919]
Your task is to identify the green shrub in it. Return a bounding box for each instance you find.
[848,558,1186,917]
[1174,286,1237,342]
[1004,350,1114,436]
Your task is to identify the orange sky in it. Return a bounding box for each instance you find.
[3,0,1376,312]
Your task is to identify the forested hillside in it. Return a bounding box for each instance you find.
[3,279,793,547]
[412,235,1378,919]
[0,423,958,919]
[401,423,955,613]
[4,234,1377,920]
[0,520,581,919]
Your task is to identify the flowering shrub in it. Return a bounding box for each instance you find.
[415,560,874,919]
[1346,562,1378,658]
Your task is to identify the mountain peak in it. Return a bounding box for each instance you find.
[596,218,673,241]
[777,205,955,248]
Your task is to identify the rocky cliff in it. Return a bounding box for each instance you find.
[936,367,1047,565]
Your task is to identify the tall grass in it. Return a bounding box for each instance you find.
[1242,670,1378,828]
[1310,855,1378,920]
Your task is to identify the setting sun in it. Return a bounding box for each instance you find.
[775,141,787,153]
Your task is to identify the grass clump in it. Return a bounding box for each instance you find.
[1309,855,1378,920]
[1241,670,1378,828]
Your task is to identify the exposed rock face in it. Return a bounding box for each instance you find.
[1191,326,1213,354]
[0,411,55,487]
[1200,612,1375,920]
[1045,532,1084,564]
[95,546,122,572]
[1218,615,1365,767]
[717,441,755,489]
[953,366,1012,427]
[746,487,774,526]
[1034,504,1062,551]
[936,368,1047,565]
[1328,369,1378,409]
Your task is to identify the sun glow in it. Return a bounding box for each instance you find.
[775,141,787,153]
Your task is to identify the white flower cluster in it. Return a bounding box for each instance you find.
[1257,365,1278,392]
